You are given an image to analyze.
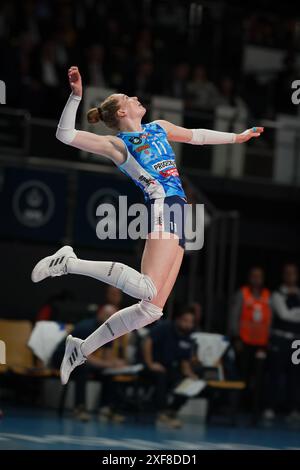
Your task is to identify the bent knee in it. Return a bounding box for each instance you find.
[116,264,157,301]
[139,300,163,324]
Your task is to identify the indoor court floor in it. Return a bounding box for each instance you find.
[0,406,299,450]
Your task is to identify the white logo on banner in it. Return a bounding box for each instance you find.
[12,180,55,228]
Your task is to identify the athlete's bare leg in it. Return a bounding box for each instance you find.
[141,235,184,309]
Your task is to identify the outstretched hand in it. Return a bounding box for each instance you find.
[68,66,82,97]
[236,127,264,143]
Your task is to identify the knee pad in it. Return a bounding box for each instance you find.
[139,300,163,326]
[116,263,157,301]
[120,301,163,331]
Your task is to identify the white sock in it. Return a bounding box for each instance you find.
[81,301,163,357]
[68,258,123,284]
[67,258,156,301]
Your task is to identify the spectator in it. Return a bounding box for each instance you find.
[15,31,41,111]
[169,62,190,100]
[33,40,62,88]
[85,44,108,87]
[263,263,300,423]
[229,267,272,415]
[135,60,156,100]
[108,45,132,89]
[218,76,248,115]
[51,304,128,422]
[105,285,123,310]
[141,307,197,428]
[135,28,153,62]
[242,72,272,119]
[36,289,75,322]
[187,65,220,111]
[103,18,122,51]
[30,39,65,117]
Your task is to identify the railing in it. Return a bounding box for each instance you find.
[0,107,31,156]
[1,102,300,187]
[182,176,240,333]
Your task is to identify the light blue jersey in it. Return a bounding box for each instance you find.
[116,122,186,202]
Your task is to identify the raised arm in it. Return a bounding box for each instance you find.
[56,66,126,165]
[155,119,264,145]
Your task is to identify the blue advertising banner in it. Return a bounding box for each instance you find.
[74,171,142,249]
[0,166,67,242]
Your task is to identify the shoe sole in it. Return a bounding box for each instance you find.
[60,334,74,385]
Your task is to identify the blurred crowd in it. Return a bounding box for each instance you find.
[244,13,300,49]
[1,0,300,121]
[229,263,300,425]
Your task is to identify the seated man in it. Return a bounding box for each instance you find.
[51,304,127,422]
[141,307,197,428]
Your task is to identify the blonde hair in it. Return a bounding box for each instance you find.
[87,94,120,130]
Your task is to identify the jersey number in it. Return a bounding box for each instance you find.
[152,141,167,155]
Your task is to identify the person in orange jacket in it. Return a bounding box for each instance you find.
[229,266,272,415]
